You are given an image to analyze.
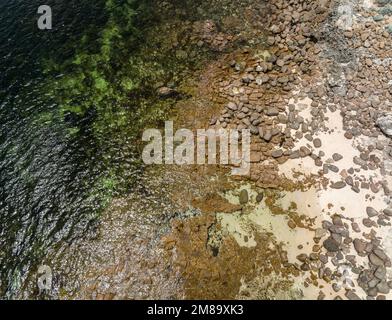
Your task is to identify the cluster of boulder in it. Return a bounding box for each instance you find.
[296,206,392,300]
[206,0,392,299]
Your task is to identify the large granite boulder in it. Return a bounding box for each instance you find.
[377,113,392,137]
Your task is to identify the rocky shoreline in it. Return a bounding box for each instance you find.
[252,0,390,300]
[39,0,392,300]
[162,0,392,300]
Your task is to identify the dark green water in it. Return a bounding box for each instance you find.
[0,0,155,298]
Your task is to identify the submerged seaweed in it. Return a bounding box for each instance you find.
[0,0,212,298]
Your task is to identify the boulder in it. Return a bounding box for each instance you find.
[157,86,178,99]
[239,189,249,205]
[323,237,340,252]
[376,113,392,137]
[366,207,379,218]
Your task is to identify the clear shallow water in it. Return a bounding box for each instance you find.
[0,0,130,297]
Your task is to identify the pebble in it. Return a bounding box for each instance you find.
[344,132,353,140]
[315,228,327,238]
[288,220,296,229]
[367,287,378,297]
[322,220,332,229]
[351,222,361,233]
[345,290,361,300]
[331,235,342,248]
[374,266,387,280]
[312,245,321,252]
[366,207,379,218]
[368,278,380,288]
[362,218,373,228]
[317,291,326,300]
[299,146,311,157]
[332,283,341,292]
[227,102,238,111]
[365,243,374,254]
[304,134,313,142]
[353,239,366,253]
[265,107,279,116]
[315,158,323,167]
[323,237,340,252]
[383,209,392,217]
[351,185,360,193]
[332,153,343,161]
[377,281,390,294]
[256,193,264,203]
[309,253,319,261]
[373,248,389,262]
[271,149,284,158]
[369,253,385,267]
[263,131,272,142]
[300,263,310,271]
[376,113,392,137]
[239,190,249,205]
[319,254,328,264]
[330,181,346,189]
[332,215,344,227]
[157,86,178,98]
[313,138,322,148]
[296,254,307,262]
[327,165,339,173]
[345,176,353,186]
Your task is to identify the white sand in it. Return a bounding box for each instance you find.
[219,92,392,299]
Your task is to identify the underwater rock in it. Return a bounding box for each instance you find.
[157,86,179,99]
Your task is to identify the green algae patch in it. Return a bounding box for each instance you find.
[43,0,212,144]
[44,0,160,137]
[38,0,175,210]
[37,0,223,216]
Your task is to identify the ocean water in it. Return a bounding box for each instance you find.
[0,0,260,298]
[0,0,143,298]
